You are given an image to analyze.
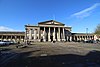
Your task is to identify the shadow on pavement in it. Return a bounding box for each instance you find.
[4,50,100,67]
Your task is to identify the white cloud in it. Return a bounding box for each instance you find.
[71,3,100,18]
[0,26,21,31]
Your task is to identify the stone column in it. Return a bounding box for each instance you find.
[90,36,92,40]
[15,36,17,42]
[58,27,61,41]
[62,27,65,41]
[25,28,27,45]
[79,36,81,41]
[89,36,90,40]
[43,27,46,42]
[82,36,83,40]
[66,36,67,41]
[8,36,10,41]
[53,27,56,41]
[19,36,21,42]
[89,36,91,40]
[61,32,62,40]
[92,36,93,40]
[74,36,75,41]
[38,27,40,41]
[88,35,90,40]
[57,31,59,41]
[1,36,3,41]
[78,36,79,41]
[48,27,51,41]
[5,36,7,41]
[78,36,80,40]
[29,29,32,40]
[81,36,82,40]
[10,35,12,41]
[34,29,37,40]
[19,36,21,40]
[25,28,27,40]
[84,36,86,41]
[6,36,8,40]
[12,36,13,41]
[86,36,88,40]
[76,36,78,41]
[2,36,3,41]
[70,36,72,41]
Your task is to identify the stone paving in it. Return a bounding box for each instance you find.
[0,42,100,67]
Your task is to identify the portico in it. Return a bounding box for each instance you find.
[40,26,66,42]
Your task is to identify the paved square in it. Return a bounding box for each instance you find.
[1,42,100,67]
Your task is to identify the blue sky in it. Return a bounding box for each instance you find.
[0,0,100,33]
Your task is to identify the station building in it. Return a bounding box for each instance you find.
[25,20,95,42]
[0,20,99,43]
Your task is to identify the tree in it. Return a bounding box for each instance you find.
[94,24,100,34]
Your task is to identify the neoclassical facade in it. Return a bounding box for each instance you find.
[25,20,95,42]
[25,20,72,42]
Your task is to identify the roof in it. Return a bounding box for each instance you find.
[0,31,25,34]
[72,33,94,36]
[38,20,65,26]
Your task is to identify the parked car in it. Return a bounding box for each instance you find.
[0,41,16,46]
[83,39,96,43]
[3,41,11,45]
[10,41,17,45]
[96,39,100,43]
[0,41,6,46]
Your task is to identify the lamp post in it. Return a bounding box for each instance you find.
[86,28,88,34]
[86,28,88,40]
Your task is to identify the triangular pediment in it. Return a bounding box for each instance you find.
[38,20,65,26]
